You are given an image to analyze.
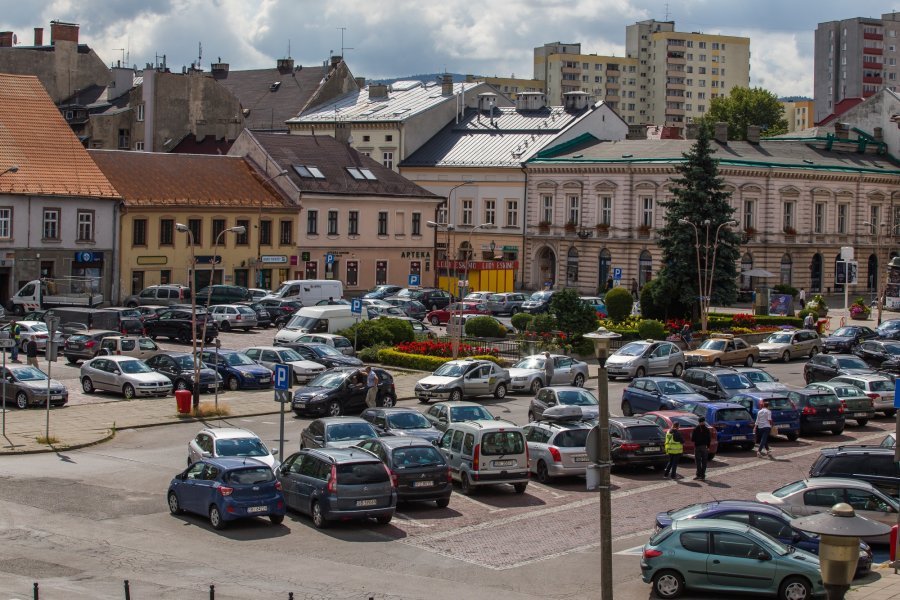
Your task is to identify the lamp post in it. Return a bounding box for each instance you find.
[0,165,19,177]
[175,223,199,407]
[255,170,288,289]
[678,218,737,331]
[427,220,456,292]
[583,326,621,600]
[863,220,889,325]
[791,503,891,600]
[453,223,496,358]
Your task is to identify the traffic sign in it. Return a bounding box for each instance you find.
[274,364,291,390]
[351,298,362,315]
[274,389,292,404]
[612,268,622,281]
[0,339,14,349]
[895,380,900,409]
[325,253,335,265]
[408,273,420,287]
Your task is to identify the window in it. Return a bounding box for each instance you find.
[346,260,358,287]
[484,200,496,225]
[235,219,249,245]
[783,202,795,230]
[160,219,174,246]
[641,196,654,227]
[712,532,761,559]
[462,199,473,226]
[77,210,95,242]
[292,165,325,179]
[348,211,359,235]
[131,217,147,246]
[814,202,825,234]
[870,205,881,230]
[211,218,225,242]
[838,204,848,234]
[327,210,338,235]
[382,152,394,169]
[134,141,144,151]
[541,193,554,223]
[307,210,318,235]
[780,254,792,285]
[118,128,130,149]
[378,211,388,236]
[259,220,272,245]
[0,208,11,239]
[506,200,519,227]
[385,135,393,142]
[412,212,421,236]
[599,196,612,225]
[567,194,580,225]
[679,532,709,553]
[137,104,144,122]
[280,220,293,245]
[43,209,60,240]
[743,200,755,230]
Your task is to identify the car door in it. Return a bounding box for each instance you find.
[799,487,846,515]
[188,433,209,464]
[845,488,897,529]
[645,344,668,375]
[177,461,209,513]
[625,380,652,413]
[533,387,554,419]
[463,365,490,397]
[675,531,712,586]
[815,355,839,382]
[553,357,574,385]
[707,531,777,590]
[259,349,280,371]
[277,453,302,510]
[136,337,159,360]
[92,359,115,391]
[293,454,323,514]
[442,429,465,476]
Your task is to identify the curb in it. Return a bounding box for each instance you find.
[0,427,116,456]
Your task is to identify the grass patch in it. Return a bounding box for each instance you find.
[36,434,60,445]
[190,402,231,418]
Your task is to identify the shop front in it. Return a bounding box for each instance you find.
[435,259,519,295]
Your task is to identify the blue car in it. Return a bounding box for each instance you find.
[621,377,709,416]
[729,391,801,442]
[654,500,872,577]
[199,349,273,391]
[167,458,286,530]
[680,401,755,450]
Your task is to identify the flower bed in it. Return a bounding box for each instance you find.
[394,340,499,358]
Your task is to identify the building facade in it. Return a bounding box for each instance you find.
[781,99,815,132]
[479,75,545,100]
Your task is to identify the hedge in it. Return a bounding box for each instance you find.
[376,349,505,371]
[706,312,801,328]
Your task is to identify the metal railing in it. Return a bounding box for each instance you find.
[29,581,380,600]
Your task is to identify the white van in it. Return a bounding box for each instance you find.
[264,280,343,306]
[274,305,365,345]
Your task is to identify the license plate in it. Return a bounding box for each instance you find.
[412,480,435,488]
[854,412,868,417]
[643,446,660,452]
[295,402,306,407]
[51,395,62,400]
[731,435,749,440]
[822,420,836,425]
[356,499,377,507]
[246,506,267,513]
[574,455,590,462]
[260,377,270,383]
[492,459,516,467]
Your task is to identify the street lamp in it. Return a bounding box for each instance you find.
[0,166,19,177]
[427,220,456,291]
[175,223,199,407]
[678,218,737,331]
[452,222,496,358]
[863,220,888,325]
[583,326,622,600]
[255,169,289,289]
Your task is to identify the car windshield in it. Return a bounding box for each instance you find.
[227,467,275,485]
[657,380,695,395]
[617,342,648,357]
[387,412,431,429]
[869,379,894,392]
[698,339,727,351]
[765,397,793,410]
[480,431,525,455]
[836,356,867,369]
[287,316,321,330]
[832,327,858,337]
[626,425,664,440]
[833,385,865,398]
[671,415,699,427]
[528,292,551,301]
[215,437,268,457]
[173,355,200,369]
[433,363,468,377]
[557,390,599,406]
[391,446,444,468]
[773,480,807,498]
[449,406,494,421]
[276,348,303,362]
[224,352,256,367]
[336,461,389,484]
[718,374,753,390]
[309,371,348,389]
[313,344,342,356]
[12,366,47,381]
[809,394,840,408]
[880,343,900,355]
[742,370,776,383]
[553,428,590,448]
[766,333,793,344]
[326,423,377,441]
[120,360,152,374]
[489,294,506,302]
[715,409,752,422]
[747,527,791,556]
[514,357,546,369]
[332,338,353,349]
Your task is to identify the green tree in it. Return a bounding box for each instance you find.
[604,287,633,323]
[549,288,598,336]
[701,86,788,140]
[657,122,741,324]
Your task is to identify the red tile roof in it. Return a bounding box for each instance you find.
[0,73,119,198]
[88,150,294,209]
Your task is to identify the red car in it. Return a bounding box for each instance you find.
[640,410,719,459]
[425,302,490,325]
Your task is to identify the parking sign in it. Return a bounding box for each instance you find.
[351,298,362,315]
[408,273,420,287]
[274,364,291,390]
[613,268,622,281]
[325,253,334,265]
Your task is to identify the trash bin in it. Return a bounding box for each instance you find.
[175,389,192,414]
[891,524,898,562]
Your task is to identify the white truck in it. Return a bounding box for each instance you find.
[8,277,104,314]
[263,280,343,306]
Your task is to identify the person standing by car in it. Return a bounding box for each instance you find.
[543,351,554,386]
[9,319,20,363]
[755,399,774,458]
[680,323,692,350]
[25,338,38,368]
[803,312,816,330]
[364,366,379,408]
[691,416,712,481]
[630,278,639,300]
[662,422,684,480]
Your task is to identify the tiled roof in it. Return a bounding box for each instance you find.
[246,131,443,199]
[213,66,325,130]
[88,150,293,208]
[0,73,119,198]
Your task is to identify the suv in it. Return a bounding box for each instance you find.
[486,292,527,315]
[608,417,668,469]
[414,359,511,403]
[522,419,592,482]
[145,308,218,344]
[681,366,756,400]
[124,284,192,307]
[397,287,452,311]
[207,304,258,331]
[437,420,529,495]
[195,284,251,306]
[810,445,900,495]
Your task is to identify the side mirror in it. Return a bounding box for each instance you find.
[272,449,279,456]
[438,415,448,423]
[314,435,324,444]
[756,551,771,561]
[431,439,440,446]
[200,451,211,458]
[113,369,121,375]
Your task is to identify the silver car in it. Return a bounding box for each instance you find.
[830,373,896,416]
[508,354,589,394]
[421,401,496,432]
[415,359,511,403]
[528,386,599,422]
[207,304,258,331]
[80,355,173,399]
[187,427,279,469]
[606,340,685,379]
[523,419,592,482]
[244,346,326,384]
[757,329,821,362]
[1,364,68,409]
[485,292,528,315]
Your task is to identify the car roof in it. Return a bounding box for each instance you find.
[375,436,436,449]
[546,385,586,392]
[370,407,421,415]
[247,346,284,351]
[671,518,752,534]
[834,373,887,381]
[69,329,119,336]
[450,419,520,431]
[610,416,658,427]
[732,390,788,399]
[791,388,834,396]
[820,445,895,457]
[199,427,257,440]
[697,499,785,515]
[699,402,747,410]
[103,355,145,363]
[533,419,593,431]
[201,457,269,470]
[645,410,698,419]
[306,447,383,463]
[157,351,190,357]
[639,376,687,382]
[686,366,741,374]
[433,401,483,408]
[316,416,369,425]
[797,476,884,490]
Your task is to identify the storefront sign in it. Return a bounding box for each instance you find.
[400,251,431,259]
[436,260,518,270]
[194,255,222,265]
[74,251,104,263]
[261,255,288,264]
[502,245,518,252]
[136,256,168,266]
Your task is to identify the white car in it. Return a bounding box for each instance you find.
[295,333,355,356]
[508,354,590,394]
[1,320,54,352]
[243,346,326,384]
[187,427,279,470]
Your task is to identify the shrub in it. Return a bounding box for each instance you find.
[571,336,596,356]
[773,284,799,298]
[510,312,534,332]
[379,318,415,344]
[465,316,507,338]
[358,343,389,362]
[527,313,558,334]
[637,319,666,340]
[732,313,757,328]
[549,288,599,336]
[604,287,633,323]
[639,280,662,320]
[376,349,503,371]
[339,317,412,350]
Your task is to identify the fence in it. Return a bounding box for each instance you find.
[27,581,380,600]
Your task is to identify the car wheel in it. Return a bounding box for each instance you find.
[530,378,543,394]
[885,409,897,418]
[449,389,463,403]
[311,501,328,529]
[382,394,396,408]
[123,384,136,400]
[712,359,721,366]
[220,321,231,332]
[739,442,754,451]
[227,376,240,391]
[510,307,519,315]
[209,505,226,530]
[573,373,585,387]
[459,472,473,495]
[175,379,189,391]
[786,432,799,441]
[634,366,646,378]
[652,569,684,599]
[81,377,95,393]
[744,355,754,367]
[831,427,844,435]
[782,350,791,363]
[494,383,507,399]
[803,372,812,385]
[376,515,392,525]
[672,363,684,377]
[621,401,633,417]
[65,356,78,365]
[126,302,138,308]
[269,514,284,525]
[513,482,528,494]
[435,497,450,508]
[167,492,182,515]
[809,346,819,358]
[536,461,551,483]
[178,331,191,344]
[418,397,430,404]
[327,400,342,417]
[15,392,28,409]
[779,576,812,600]
[430,316,441,326]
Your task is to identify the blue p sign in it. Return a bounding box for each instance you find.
[895,379,900,409]
[408,273,420,287]
[613,268,622,281]
[325,253,334,265]
[274,364,291,390]
[351,298,362,315]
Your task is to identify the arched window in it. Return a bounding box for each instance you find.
[638,250,653,287]
[780,254,792,285]
[599,249,611,290]
[566,247,579,286]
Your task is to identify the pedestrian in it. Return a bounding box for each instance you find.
[543,351,555,386]
[691,416,712,481]
[630,278,639,300]
[798,288,807,306]
[680,322,692,350]
[755,399,774,458]
[605,277,613,292]
[25,338,38,368]
[803,312,816,330]
[663,421,684,480]
[9,319,20,363]
[364,366,379,408]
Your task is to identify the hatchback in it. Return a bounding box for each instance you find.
[425,301,489,326]
[283,342,363,368]
[804,382,875,426]
[682,366,756,400]
[528,386,599,421]
[355,437,452,507]
[609,417,667,469]
[508,353,589,393]
[80,356,172,398]
[362,285,404,300]
[198,349,272,391]
[521,290,555,314]
[415,359,511,403]
[277,447,396,528]
[640,411,719,459]
[678,401,755,450]
[729,391,801,441]
[785,389,845,435]
[607,340,686,379]
[294,333,356,357]
[292,367,396,417]
[523,419,592,482]
[803,353,871,384]
[167,458,285,530]
[238,301,272,328]
[1,364,68,409]
[731,366,788,392]
[421,401,496,432]
[828,373,896,417]
[875,318,900,340]
[299,417,380,449]
[187,427,279,470]
[145,352,223,393]
[62,329,121,364]
[382,296,428,320]
[620,377,707,416]
[243,346,326,385]
[854,339,900,371]
[397,287,452,311]
[360,407,441,442]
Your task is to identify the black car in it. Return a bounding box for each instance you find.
[876,318,900,340]
[239,301,272,328]
[521,290,556,314]
[803,353,872,384]
[145,352,223,393]
[785,388,845,435]
[396,287,452,311]
[145,308,218,344]
[810,445,900,495]
[822,325,878,353]
[62,329,121,364]
[282,342,363,368]
[291,367,396,417]
[355,436,452,507]
[608,416,667,470]
[681,366,756,400]
[854,339,900,371]
[359,407,442,442]
[258,298,303,328]
[194,284,251,306]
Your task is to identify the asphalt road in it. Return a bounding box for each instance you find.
[0,328,897,600]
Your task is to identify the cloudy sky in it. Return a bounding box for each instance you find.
[0,0,893,97]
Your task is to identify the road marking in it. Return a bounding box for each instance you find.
[260,421,276,425]
[615,544,646,556]
[394,512,433,528]
[450,492,507,513]
[527,481,570,499]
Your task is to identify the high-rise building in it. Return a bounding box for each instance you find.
[780,99,815,132]
[814,12,900,124]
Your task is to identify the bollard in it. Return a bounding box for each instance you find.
[288,594,293,600]
[209,584,215,600]
[124,579,131,600]
[33,582,38,600]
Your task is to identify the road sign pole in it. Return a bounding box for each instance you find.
[2,343,6,438]
[273,363,292,461]
[279,393,285,463]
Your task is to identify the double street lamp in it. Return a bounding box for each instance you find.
[451,222,496,358]
[678,218,737,331]
[427,220,456,291]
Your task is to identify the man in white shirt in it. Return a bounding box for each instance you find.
[754,400,773,458]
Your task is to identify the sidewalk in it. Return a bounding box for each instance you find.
[848,564,900,599]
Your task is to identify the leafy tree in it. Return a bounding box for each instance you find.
[549,288,598,336]
[701,86,788,140]
[641,277,691,320]
[657,122,741,322]
[604,287,633,323]
[465,316,507,338]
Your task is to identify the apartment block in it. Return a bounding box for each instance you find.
[478,75,545,100]
[781,99,815,132]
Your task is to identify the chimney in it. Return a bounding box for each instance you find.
[685,123,700,140]
[276,58,294,72]
[50,20,79,44]
[746,125,761,144]
[354,76,366,89]
[335,122,351,145]
[368,83,389,100]
[211,61,229,75]
[834,122,849,138]
[714,122,728,144]
[0,32,13,47]
[33,27,43,46]
[515,91,547,111]
[874,126,884,142]
[563,91,589,112]
[330,55,342,68]
[441,74,453,96]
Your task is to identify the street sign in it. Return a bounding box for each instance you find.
[273,364,291,391]
[408,273,420,287]
[585,426,600,463]
[325,253,335,265]
[351,298,362,315]
[895,380,900,409]
[0,339,14,349]
[274,389,292,404]
[612,268,622,281]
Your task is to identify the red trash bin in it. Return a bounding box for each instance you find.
[891,524,898,562]
[175,390,192,414]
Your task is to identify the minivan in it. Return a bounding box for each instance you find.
[194,285,251,306]
[436,420,529,495]
[274,305,366,345]
[124,285,192,307]
[265,280,343,306]
[486,292,527,315]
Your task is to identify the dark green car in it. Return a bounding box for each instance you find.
[804,382,875,426]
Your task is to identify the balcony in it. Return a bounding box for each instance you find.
[605,69,621,76]
[863,46,883,55]
[605,94,620,102]
[863,75,884,84]
[606,81,620,89]
[666,107,685,116]
[561,67,581,74]
[864,31,883,40]
[862,60,883,70]
[666,68,686,77]
[666,82,686,90]
[666,94,686,102]
[863,89,877,97]
[667,56,686,65]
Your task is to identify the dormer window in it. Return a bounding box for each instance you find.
[293,165,325,179]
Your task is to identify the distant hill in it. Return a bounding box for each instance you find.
[779,96,813,102]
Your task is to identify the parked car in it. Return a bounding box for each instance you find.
[415,359,511,403]
[731,366,788,392]
[875,318,900,340]
[167,458,285,529]
[366,305,406,319]
[729,391,801,441]
[681,366,756,400]
[608,416,667,469]
[829,373,897,417]
[607,340,685,379]
[382,296,428,320]
[299,417,380,449]
[355,436,451,507]
[421,401,496,432]
[243,346,326,385]
[198,349,272,391]
[424,301,489,326]
[854,339,900,372]
[436,420,529,494]
[258,298,303,328]
[360,407,441,441]
[804,382,876,426]
[522,418,592,482]
[207,304,258,332]
[282,342,363,368]
[396,287,452,311]
[822,325,878,353]
[145,308,218,344]
[0,320,52,352]
[508,353,589,394]
[101,307,146,335]
[362,285,403,300]
[683,333,760,367]
[293,333,355,357]
[99,335,163,361]
[803,353,872,384]
[314,298,350,306]
[639,411,719,459]
[521,290,555,314]
[757,329,821,362]
[528,386,599,421]
[785,388,846,435]
[291,367,396,417]
[80,356,173,398]
[187,427,279,470]
[276,447,395,528]
[620,377,708,416]
[238,301,272,328]
[145,352,223,393]
[62,329,121,363]
[248,288,270,301]
[579,296,607,317]
[758,476,898,542]
[194,284,251,306]
[463,291,493,303]
[124,284,192,307]
[486,292,527,315]
[390,316,434,337]
[808,445,900,495]
[133,305,169,324]
[1,364,68,409]
[678,401,755,450]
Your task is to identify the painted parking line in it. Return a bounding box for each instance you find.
[393,512,433,528]
[615,544,646,556]
[527,481,571,499]
[449,491,507,513]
